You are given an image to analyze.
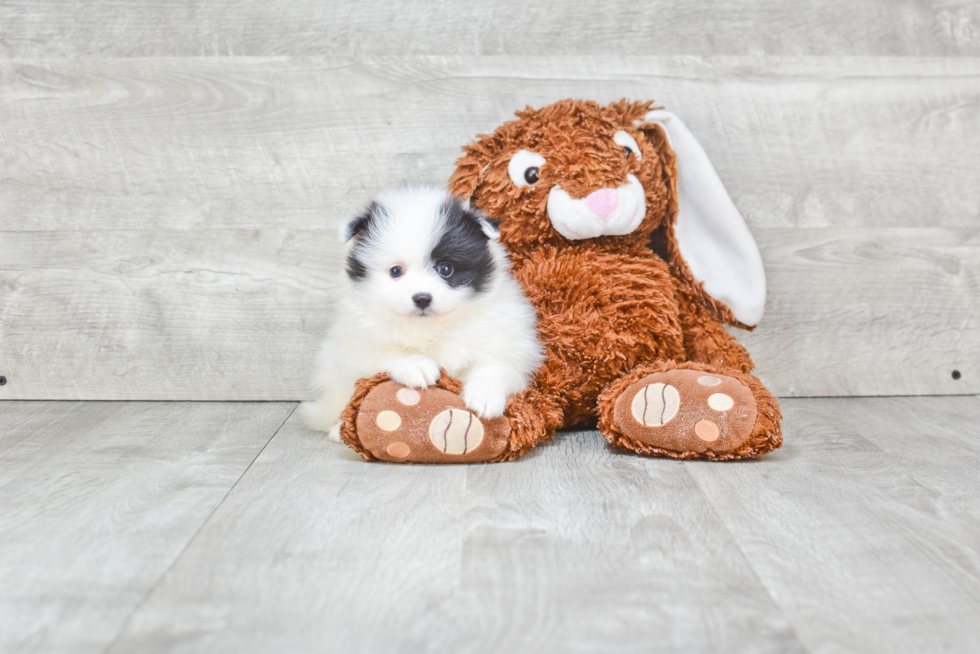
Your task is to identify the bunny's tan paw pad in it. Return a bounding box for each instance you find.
[351,381,510,463]
[613,369,757,455]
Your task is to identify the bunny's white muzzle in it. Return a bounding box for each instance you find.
[546,174,647,240]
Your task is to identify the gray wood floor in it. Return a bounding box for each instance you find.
[2,397,979,654]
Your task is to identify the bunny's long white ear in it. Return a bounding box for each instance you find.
[643,110,767,327]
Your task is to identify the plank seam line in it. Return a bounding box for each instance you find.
[0,401,125,495]
[100,402,299,654]
[680,463,812,654]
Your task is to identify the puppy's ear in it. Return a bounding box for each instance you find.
[338,202,379,243]
[638,110,767,327]
[441,195,500,240]
[461,205,500,240]
[475,214,500,240]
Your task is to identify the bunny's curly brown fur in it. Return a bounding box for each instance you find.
[446,99,781,459]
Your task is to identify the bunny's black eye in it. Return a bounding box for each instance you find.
[509,149,546,187]
[436,262,454,278]
[389,265,404,278]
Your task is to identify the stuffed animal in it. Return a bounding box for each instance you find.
[338,99,782,463]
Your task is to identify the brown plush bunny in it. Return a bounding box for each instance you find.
[338,99,782,463]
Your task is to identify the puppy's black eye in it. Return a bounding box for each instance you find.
[623,146,633,156]
[436,262,454,278]
[389,265,404,278]
[524,167,539,184]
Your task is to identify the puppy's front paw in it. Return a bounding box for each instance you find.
[387,355,441,389]
[462,381,509,419]
[328,422,342,443]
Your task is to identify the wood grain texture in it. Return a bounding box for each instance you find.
[107,409,477,654]
[803,395,980,521]
[1,1,979,58]
[0,400,296,654]
[0,229,339,400]
[2,56,979,232]
[107,410,806,654]
[92,396,980,653]
[3,397,980,651]
[742,227,979,397]
[687,396,980,654]
[1,56,977,399]
[445,436,803,653]
[0,227,976,400]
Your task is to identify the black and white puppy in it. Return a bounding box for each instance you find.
[303,187,543,442]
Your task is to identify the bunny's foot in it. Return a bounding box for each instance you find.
[337,373,518,463]
[597,361,782,460]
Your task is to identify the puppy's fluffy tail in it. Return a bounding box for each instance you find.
[300,399,333,434]
[300,400,344,442]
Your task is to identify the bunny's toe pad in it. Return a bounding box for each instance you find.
[352,381,510,463]
[613,369,757,455]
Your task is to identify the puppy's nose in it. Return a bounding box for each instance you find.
[412,293,433,309]
[584,187,619,219]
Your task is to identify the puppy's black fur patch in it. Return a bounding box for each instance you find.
[345,202,383,282]
[346,250,368,281]
[344,204,376,241]
[432,198,496,292]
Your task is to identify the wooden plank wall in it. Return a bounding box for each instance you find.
[0,5,978,400]
[3,1,980,57]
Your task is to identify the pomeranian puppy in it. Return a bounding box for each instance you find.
[303,187,543,442]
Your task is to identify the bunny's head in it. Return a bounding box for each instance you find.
[448,99,767,328]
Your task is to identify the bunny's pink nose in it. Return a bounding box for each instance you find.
[584,188,619,219]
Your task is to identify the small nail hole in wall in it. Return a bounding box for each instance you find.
[0,376,6,386]
[952,370,962,380]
